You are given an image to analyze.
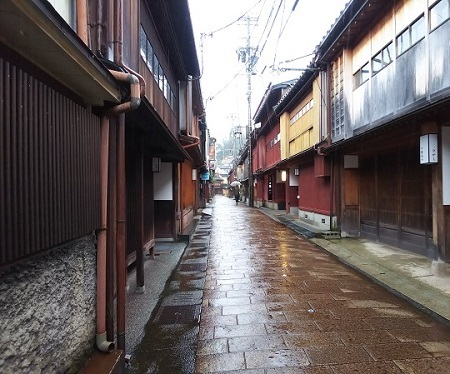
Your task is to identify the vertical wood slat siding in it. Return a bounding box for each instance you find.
[0,57,101,266]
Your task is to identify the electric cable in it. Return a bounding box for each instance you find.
[205,0,263,36]
[207,65,246,101]
[271,0,288,68]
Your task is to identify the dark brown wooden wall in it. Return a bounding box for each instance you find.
[0,55,101,266]
[360,144,432,256]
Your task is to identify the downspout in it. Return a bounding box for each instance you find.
[96,70,140,353]
[96,116,114,353]
[112,0,149,351]
[106,69,141,353]
[182,136,201,149]
[93,0,144,353]
[107,71,141,115]
[76,0,88,45]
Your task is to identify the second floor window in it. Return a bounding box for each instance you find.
[430,0,450,30]
[354,62,369,88]
[397,15,425,56]
[372,43,394,75]
[331,56,345,139]
[140,25,176,111]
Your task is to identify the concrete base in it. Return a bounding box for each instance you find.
[431,260,449,277]
[135,286,145,294]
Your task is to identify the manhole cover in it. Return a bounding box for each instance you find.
[154,305,201,325]
[179,263,207,272]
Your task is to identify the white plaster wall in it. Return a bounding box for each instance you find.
[154,162,173,200]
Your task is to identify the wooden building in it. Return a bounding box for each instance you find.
[316,0,450,262]
[252,82,293,210]
[0,0,206,371]
[276,72,334,229]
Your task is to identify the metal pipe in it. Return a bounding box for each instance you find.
[182,136,200,149]
[123,65,146,98]
[96,116,115,352]
[106,70,141,116]
[76,0,88,45]
[116,113,126,350]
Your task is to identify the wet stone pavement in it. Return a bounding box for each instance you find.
[195,196,450,373]
[127,217,212,373]
[129,195,450,373]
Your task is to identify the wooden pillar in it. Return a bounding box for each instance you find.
[135,135,145,292]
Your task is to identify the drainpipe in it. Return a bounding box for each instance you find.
[96,69,140,353]
[96,116,114,352]
[116,113,126,351]
[182,136,201,149]
[106,69,141,352]
[76,0,88,45]
[106,71,141,115]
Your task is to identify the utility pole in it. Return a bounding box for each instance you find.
[238,16,257,207]
[246,16,254,207]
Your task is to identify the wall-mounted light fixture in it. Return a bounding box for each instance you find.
[420,122,439,165]
[192,169,197,181]
[420,133,438,164]
[294,168,299,176]
[281,170,287,182]
[152,157,161,173]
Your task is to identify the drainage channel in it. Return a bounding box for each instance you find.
[126,215,211,374]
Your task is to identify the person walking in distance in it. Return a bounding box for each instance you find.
[234,187,240,205]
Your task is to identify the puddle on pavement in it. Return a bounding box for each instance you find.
[126,324,199,374]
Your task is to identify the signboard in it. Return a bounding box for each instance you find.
[200,172,210,181]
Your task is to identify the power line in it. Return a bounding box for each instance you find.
[204,0,263,36]
[250,0,284,72]
[271,0,287,68]
[207,65,246,102]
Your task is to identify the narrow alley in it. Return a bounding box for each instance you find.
[195,196,450,373]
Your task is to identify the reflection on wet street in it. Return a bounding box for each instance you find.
[129,195,450,373]
[195,196,450,373]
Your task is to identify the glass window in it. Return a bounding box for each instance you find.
[385,43,394,63]
[372,51,383,74]
[164,77,169,99]
[159,65,164,90]
[372,42,393,75]
[397,15,425,56]
[140,26,147,61]
[153,56,159,81]
[146,40,153,72]
[397,29,410,55]
[411,15,425,45]
[430,0,450,29]
[354,62,369,88]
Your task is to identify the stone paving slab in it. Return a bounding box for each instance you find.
[195,196,450,373]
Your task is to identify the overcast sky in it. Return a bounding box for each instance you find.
[188,0,349,144]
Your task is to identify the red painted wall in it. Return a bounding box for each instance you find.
[254,136,266,173]
[265,124,280,169]
[299,164,330,215]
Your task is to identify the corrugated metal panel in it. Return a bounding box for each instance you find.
[0,56,101,266]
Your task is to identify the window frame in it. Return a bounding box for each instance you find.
[353,62,370,89]
[429,0,450,31]
[396,14,425,57]
[371,42,394,76]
